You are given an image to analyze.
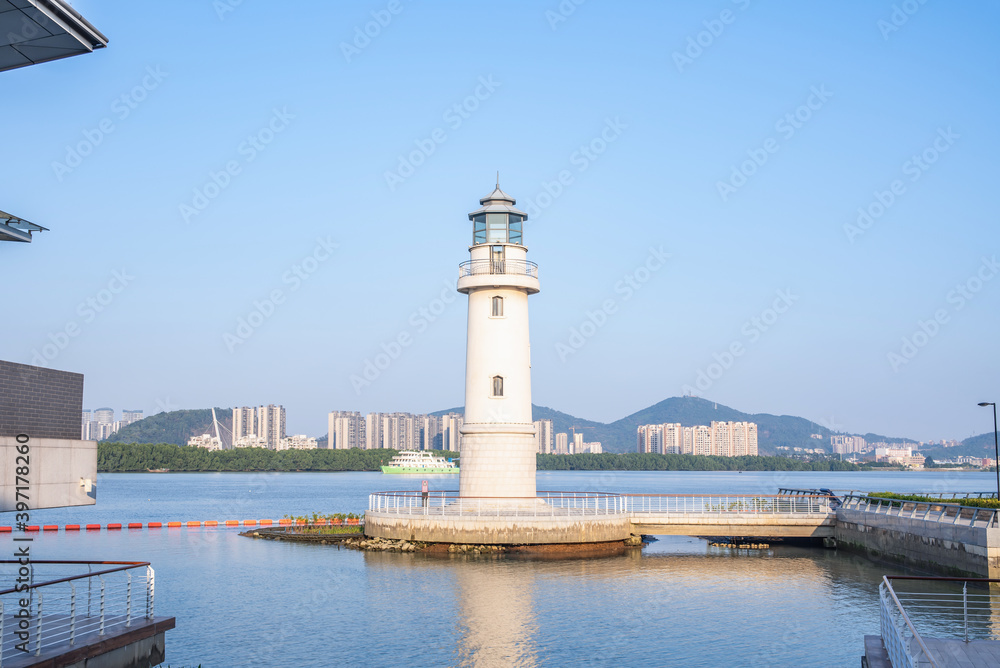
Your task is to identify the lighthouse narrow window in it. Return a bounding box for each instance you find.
[492,296,503,317]
[492,375,504,397]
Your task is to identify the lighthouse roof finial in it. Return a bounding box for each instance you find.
[470,176,526,218]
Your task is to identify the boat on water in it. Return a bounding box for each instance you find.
[147,468,170,473]
[381,451,458,474]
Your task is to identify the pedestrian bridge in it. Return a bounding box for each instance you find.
[623,494,836,538]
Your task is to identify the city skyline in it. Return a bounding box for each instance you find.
[3,2,997,443]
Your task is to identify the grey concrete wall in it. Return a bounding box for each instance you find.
[630,513,836,538]
[0,437,97,511]
[0,359,84,440]
[366,513,632,544]
[835,506,1000,578]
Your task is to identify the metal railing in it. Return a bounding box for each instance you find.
[0,561,154,665]
[840,494,999,527]
[459,259,538,279]
[879,576,1000,668]
[367,492,835,518]
[368,491,625,517]
[623,494,834,514]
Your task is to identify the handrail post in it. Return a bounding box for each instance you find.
[70,581,76,645]
[99,576,106,635]
[126,572,132,628]
[34,591,42,656]
[146,566,155,619]
[963,581,968,643]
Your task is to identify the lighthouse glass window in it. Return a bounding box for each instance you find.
[508,215,522,244]
[492,375,504,397]
[473,215,487,244]
[486,213,507,243]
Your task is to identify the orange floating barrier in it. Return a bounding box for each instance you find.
[225,520,239,526]
[0,527,11,533]
[279,519,292,525]
[332,519,342,525]
[205,520,218,527]
[243,520,256,526]
[295,519,307,525]
[107,523,122,530]
[314,519,328,525]
[86,524,101,530]
[347,519,359,525]
[65,525,80,531]
[43,525,58,531]
[25,526,40,532]
[128,523,143,529]
[166,522,181,528]
[187,521,201,527]
[260,519,273,526]
[148,522,162,528]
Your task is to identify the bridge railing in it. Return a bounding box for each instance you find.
[368,491,627,517]
[0,561,154,665]
[839,494,999,527]
[622,494,833,514]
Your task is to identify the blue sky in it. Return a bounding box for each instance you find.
[2,1,998,442]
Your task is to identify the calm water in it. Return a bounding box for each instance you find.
[18,470,997,667]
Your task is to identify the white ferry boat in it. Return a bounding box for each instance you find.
[381,451,459,474]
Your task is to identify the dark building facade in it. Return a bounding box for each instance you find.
[0,359,84,439]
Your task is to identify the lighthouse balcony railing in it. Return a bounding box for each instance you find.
[459,259,538,279]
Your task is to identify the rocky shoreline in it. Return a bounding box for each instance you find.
[243,526,645,554]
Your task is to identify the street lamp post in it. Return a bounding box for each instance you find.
[978,402,999,498]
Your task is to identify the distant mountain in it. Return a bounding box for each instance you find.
[434,397,889,454]
[117,398,923,455]
[106,408,232,446]
[919,432,998,461]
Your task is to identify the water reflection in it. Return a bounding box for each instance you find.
[362,538,927,667]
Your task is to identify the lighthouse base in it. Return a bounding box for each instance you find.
[365,512,631,545]
[365,491,631,545]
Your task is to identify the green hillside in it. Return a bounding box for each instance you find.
[106,408,232,446]
[119,397,920,455]
[919,432,998,460]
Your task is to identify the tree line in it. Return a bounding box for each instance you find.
[98,443,862,473]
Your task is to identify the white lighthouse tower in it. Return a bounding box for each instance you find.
[457,180,540,499]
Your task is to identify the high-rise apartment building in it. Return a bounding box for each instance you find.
[440,412,463,452]
[533,419,553,454]
[637,421,758,458]
[422,415,441,450]
[555,432,568,454]
[231,405,286,450]
[257,404,286,450]
[329,411,365,450]
[830,435,867,454]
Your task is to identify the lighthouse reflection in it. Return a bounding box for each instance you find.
[452,560,540,668]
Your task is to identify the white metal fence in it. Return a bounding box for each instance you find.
[840,494,999,527]
[366,492,835,518]
[0,561,154,666]
[368,491,626,517]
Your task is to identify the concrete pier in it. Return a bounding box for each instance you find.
[836,497,1000,578]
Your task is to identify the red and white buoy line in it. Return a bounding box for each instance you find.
[0,518,363,533]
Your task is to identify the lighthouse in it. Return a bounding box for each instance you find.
[457,180,540,499]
